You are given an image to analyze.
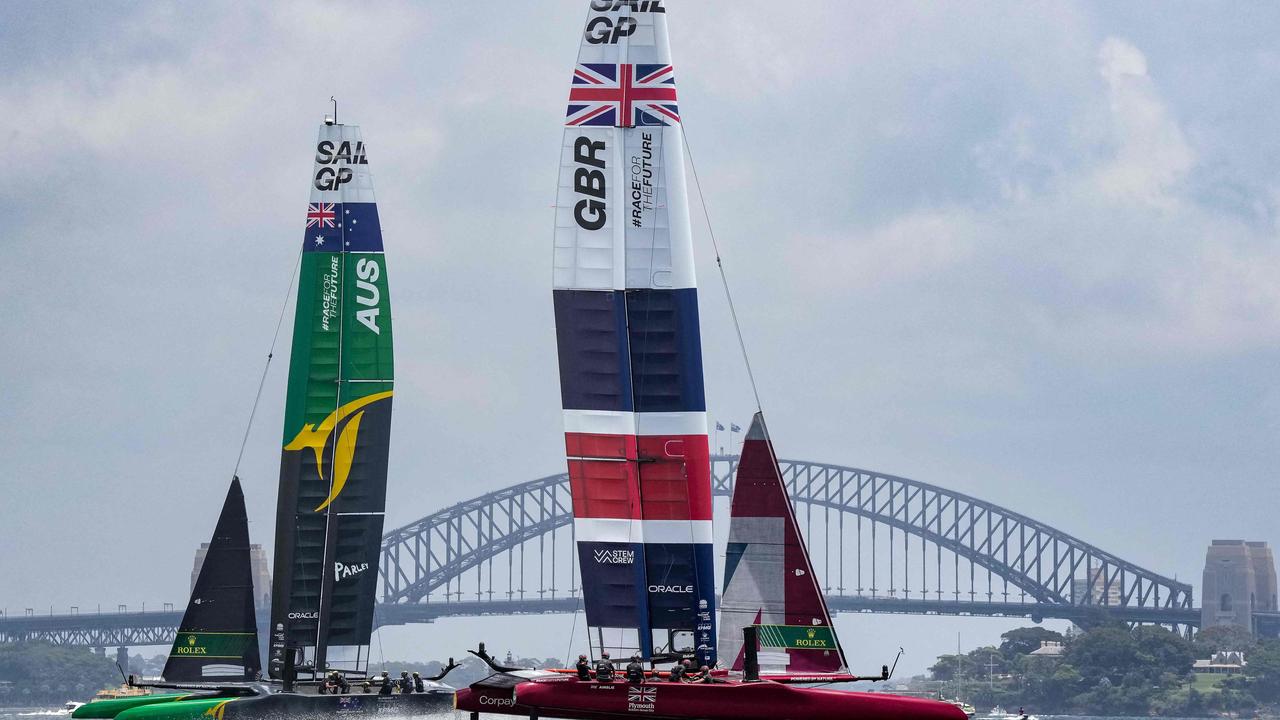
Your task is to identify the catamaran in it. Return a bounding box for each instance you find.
[75,112,454,720]
[454,2,967,720]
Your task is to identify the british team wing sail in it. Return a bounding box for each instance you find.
[163,477,261,682]
[268,119,393,680]
[554,0,716,666]
[718,413,848,674]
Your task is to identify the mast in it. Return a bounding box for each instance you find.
[268,117,393,681]
[554,0,716,666]
[719,413,848,674]
[163,478,260,682]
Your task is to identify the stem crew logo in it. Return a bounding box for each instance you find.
[285,390,393,511]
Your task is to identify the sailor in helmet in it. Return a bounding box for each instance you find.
[594,651,615,681]
[625,654,645,684]
[575,654,592,681]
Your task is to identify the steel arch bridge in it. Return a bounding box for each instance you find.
[0,456,1202,651]
[379,456,1196,630]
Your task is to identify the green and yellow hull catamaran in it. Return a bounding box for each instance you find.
[76,113,452,720]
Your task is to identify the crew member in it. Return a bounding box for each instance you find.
[695,665,712,683]
[626,655,645,684]
[668,660,690,683]
[378,673,393,695]
[575,654,592,681]
[361,681,371,694]
[412,671,424,693]
[594,652,615,681]
[399,671,413,693]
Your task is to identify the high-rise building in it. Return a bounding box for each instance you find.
[191,543,272,609]
[1201,540,1278,635]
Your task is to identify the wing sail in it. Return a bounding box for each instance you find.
[268,121,393,680]
[554,0,716,667]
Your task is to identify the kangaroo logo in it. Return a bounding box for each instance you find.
[285,390,392,511]
[203,700,232,720]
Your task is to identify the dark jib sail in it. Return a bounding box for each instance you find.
[163,478,261,681]
[554,1,715,666]
[718,413,848,674]
[269,121,393,680]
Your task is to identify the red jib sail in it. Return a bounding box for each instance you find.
[718,412,847,674]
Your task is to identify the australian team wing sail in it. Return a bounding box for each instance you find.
[268,120,393,680]
[718,413,847,674]
[554,0,716,666]
[163,477,261,682]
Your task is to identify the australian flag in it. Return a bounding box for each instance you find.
[303,202,383,253]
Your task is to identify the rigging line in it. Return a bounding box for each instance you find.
[374,623,387,672]
[316,208,351,662]
[564,594,584,667]
[679,129,763,414]
[233,246,304,479]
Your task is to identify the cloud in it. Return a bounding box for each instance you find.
[1091,37,1194,207]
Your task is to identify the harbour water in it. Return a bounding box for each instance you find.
[0,711,1223,720]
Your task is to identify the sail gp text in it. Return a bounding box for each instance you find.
[630,132,655,228]
[314,140,368,191]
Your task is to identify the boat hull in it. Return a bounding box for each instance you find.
[457,676,969,720]
[106,690,453,720]
[71,694,206,719]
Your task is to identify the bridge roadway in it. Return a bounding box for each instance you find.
[0,596,1202,649]
[2,455,1204,649]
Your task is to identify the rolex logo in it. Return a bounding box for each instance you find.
[188,635,197,646]
[806,628,816,639]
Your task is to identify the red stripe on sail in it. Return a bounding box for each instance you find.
[566,432,638,460]
[568,458,640,519]
[566,433,712,521]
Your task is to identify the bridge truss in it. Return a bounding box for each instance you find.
[2,456,1199,649]
[380,456,1195,629]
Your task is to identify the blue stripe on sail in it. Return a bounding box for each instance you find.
[554,290,634,412]
[340,203,383,252]
[626,288,706,413]
[577,542,652,637]
[303,202,383,253]
[643,542,717,666]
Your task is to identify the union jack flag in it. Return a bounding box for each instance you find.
[567,63,679,127]
[306,202,336,229]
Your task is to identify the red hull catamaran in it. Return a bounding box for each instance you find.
[458,3,966,720]
[456,414,965,720]
[458,673,965,720]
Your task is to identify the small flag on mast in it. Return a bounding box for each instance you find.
[730,423,742,433]
[715,422,725,431]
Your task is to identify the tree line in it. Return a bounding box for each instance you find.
[921,623,1280,716]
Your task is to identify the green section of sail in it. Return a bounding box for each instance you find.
[755,624,838,651]
[281,251,394,442]
[166,631,257,660]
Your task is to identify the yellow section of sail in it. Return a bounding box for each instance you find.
[283,390,393,512]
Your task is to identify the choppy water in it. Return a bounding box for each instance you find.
[0,711,1214,720]
[0,712,472,720]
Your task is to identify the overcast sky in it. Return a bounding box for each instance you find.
[4,0,1280,675]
